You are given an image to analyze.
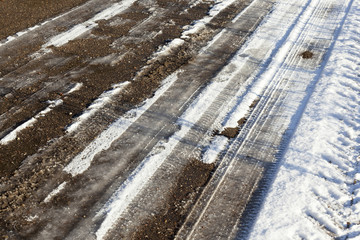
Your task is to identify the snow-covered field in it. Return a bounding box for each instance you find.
[249,0,360,239]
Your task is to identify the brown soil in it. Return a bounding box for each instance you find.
[0,1,212,178]
[213,98,259,139]
[131,159,215,240]
[220,127,240,139]
[301,50,314,59]
[0,0,258,237]
[0,1,214,236]
[0,0,89,40]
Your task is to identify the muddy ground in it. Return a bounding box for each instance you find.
[0,0,259,238]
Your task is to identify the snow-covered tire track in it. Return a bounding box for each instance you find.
[176,0,354,238]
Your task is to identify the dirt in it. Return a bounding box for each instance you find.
[0,0,89,41]
[0,0,259,237]
[213,98,259,139]
[220,127,241,139]
[0,1,211,178]
[0,1,214,236]
[301,50,314,59]
[130,159,215,240]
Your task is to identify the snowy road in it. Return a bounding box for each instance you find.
[0,0,359,239]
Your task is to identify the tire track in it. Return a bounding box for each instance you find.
[0,0,259,238]
[176,0,352,239]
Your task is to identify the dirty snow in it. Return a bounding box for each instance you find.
[64,72,179,176]
[44,182,67,203]
[66,81,129,133]
[39,0,360,238]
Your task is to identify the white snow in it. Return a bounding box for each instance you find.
[0,0,87,47]
[249,0,360,238]
[42,0,136,49]
[95,66,235,240]
[64,72,179,176]
[43,182,67,203]
[66,81,129,133]
[25,215,39,222]
[152,38,185,59]
[40,0,360,238]
[65,82,83,95]
[0,99,63,145]
[202,136,228,164]
[63,0,246,178]
[182,0,239,37]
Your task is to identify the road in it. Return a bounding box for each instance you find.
[0,0,354,239]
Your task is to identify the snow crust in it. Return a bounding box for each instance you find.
[249,0,360,238]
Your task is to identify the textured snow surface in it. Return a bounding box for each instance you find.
[249,0,360,239]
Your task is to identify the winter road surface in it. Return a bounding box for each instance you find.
[0,0,359,239]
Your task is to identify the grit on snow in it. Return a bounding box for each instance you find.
[250,0,360,239]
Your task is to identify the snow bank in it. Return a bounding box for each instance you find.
[249,0,360,238]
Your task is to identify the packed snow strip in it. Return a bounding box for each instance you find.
[64,72,180,176]
[43,182,67,203]
[95,69,237,240]
[93,3,304,230]
[249,0,360,239]
[0,0,93,47]
[66,81,129,133]
[182,0,240,37]
[219,0,341,131]
[65,82,83,95]
[144,0,243,66]
[64,0,260,176]
[0,99,63,145]
[202,136,229,164]
[42,0,136,49]
[94,0,339,235]
[210,0,309,130]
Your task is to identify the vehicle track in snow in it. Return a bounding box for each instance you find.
[177,0,355,239]
[0,0,354,239]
